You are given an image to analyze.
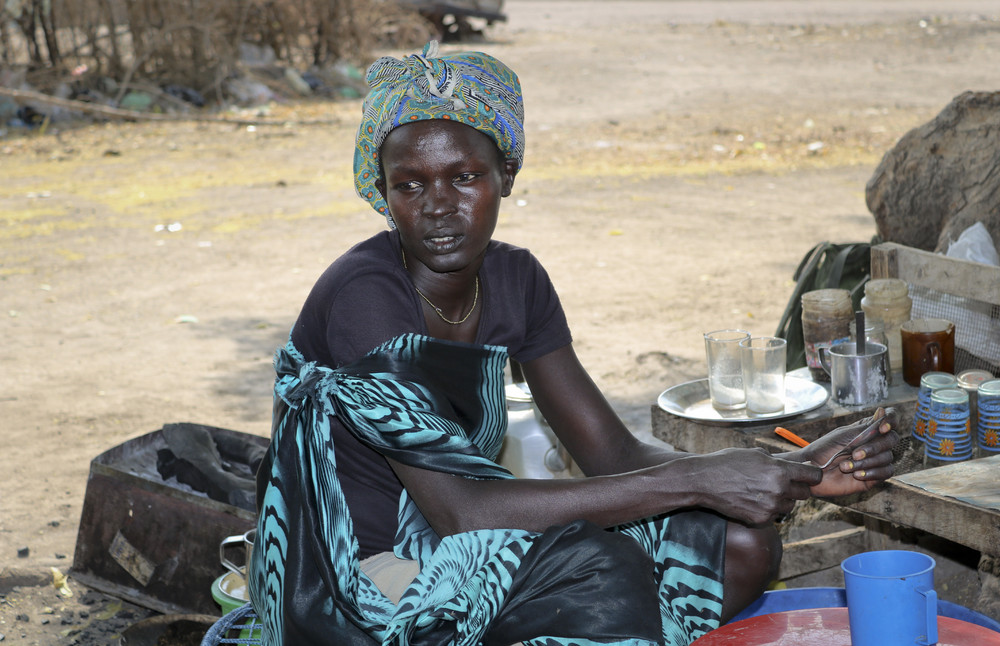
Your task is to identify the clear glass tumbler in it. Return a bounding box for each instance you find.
[740,336,787,414]
[704,329,751,410]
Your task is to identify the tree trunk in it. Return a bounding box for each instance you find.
[38,0,61,65]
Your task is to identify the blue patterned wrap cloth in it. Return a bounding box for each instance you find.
[248,334,727,646]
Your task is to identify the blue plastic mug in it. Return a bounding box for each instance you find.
[842,550,938,646]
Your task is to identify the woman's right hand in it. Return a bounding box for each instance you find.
[668,448,822,526]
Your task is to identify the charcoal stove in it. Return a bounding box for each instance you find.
[71,422,267,615]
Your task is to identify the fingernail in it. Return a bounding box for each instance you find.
[858,470,867,478]
[854,449,867,460]
[843,461,854,471]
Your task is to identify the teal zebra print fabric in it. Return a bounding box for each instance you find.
[248,333,726,645]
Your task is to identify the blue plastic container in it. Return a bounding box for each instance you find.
[730,586,1000,633]
[842,550,937,646]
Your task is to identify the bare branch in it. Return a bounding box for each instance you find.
[0,86,340,126]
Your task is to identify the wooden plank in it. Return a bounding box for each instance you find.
[778,527,868,579]
[870,243,899,284]
[898,455,1000,509]
[649,405,768,453]
[863,516,895,552]
[837,477,1000,557]
[870,242,1000,305]
[651,385,918,455]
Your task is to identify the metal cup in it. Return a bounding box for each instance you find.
[220,528,256,578]
[820,341,889,406]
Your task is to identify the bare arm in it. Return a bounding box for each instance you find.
[388,344,823,537]
[521,345,898,500]
[389,445,819,536]
[519,344,683,475]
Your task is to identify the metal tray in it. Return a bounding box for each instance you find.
[657,377,829,425]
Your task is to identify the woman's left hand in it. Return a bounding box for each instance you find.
[784,407,899,498]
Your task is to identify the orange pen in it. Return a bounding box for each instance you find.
[775,426,810,448]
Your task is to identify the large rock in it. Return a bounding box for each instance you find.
[866,91,1000,253]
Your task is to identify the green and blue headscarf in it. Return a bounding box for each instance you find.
[353,41,525,227]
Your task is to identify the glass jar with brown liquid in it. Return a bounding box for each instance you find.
[801,288,853,382]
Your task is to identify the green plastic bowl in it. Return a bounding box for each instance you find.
[211,571,249,615]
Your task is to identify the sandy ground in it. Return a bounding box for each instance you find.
[2,0,1000,642]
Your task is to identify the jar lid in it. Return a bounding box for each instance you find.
[850,320,885,334]
[957,369,995,390]
[865,278,910,300]
[979,379,1000,397]
[931,387,969,405]
[920,372,957,390]
[802,288,851,306]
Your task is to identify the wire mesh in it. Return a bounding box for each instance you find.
[910,285,1000,375]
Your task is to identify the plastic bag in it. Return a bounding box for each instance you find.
[947,221,1000,266]
[912,221,1000,366]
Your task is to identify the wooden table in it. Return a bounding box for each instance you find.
[651,368,919,456]
[691,608,1000,645]
[842,455,1000,559]
[650,372,1000,576]
[653,239,1000,609]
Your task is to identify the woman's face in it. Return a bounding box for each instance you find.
[377,119,517,276]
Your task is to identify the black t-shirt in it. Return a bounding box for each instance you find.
[290,230,573,557]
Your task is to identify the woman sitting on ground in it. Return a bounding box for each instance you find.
[247,42,899,646]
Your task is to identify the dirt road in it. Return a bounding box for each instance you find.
[2,1,999,641]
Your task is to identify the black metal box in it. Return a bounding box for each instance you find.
[71,423,266,615]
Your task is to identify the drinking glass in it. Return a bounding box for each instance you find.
[740,336,787,414]
[704,329,750,410]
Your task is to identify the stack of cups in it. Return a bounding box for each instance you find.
[958,369,994,442]
[912,372,957,443]
[977,379,1000,458]
[924,387,973,467]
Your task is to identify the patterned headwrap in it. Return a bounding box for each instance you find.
[353,41,525,227]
